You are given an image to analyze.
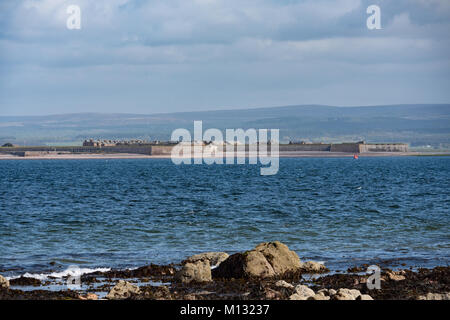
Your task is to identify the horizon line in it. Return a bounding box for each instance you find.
[0,103,449,118]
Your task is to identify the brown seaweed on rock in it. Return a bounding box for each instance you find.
[81,264,176,283]
[310,266,450,300]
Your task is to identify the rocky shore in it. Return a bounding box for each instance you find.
[1,241,449,300]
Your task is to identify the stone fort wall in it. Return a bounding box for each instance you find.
[0,142,408,156]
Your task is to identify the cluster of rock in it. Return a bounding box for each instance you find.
[182,252,230,267]
[385,270,406,281]
[212,242,302,279]
[282,283,373,300]
[4,241,449,301]
[212,241,327,279]
[417,292,450,300]
[175,260,213,284]
[174,252,230,284]
[171,242,328,284]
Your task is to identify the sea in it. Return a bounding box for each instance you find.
[0,157,449,279]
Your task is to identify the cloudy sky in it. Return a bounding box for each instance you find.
[0,0,449,115]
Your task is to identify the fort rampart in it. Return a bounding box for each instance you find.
[0,142,408,157]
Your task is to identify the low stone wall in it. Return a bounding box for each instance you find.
[0,145,152,155]
[280,144,331,152]
[101,146,152,155]
[0,143,409,156]
[330,143,360,153]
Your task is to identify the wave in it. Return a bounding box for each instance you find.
[7,266,111,281]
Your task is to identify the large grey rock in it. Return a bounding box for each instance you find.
[106,280,141,300]
[175,260,212,283]
[213,251,275,279]
[212,241,301,279]
[417,292,450,300]
[0,275,9,290]
[254,242,302,275]
[289,285,315,300]
[184,252,229,267]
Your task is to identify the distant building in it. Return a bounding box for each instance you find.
[82,139,149,147]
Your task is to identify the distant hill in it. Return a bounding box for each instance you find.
[0,104,449,148]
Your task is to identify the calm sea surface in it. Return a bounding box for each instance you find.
[0,157,449,277]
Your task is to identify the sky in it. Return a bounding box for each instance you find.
[0,0,449,116]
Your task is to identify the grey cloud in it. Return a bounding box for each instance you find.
[0,0,449,115]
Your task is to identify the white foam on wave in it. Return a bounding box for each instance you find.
[7,266,111,281]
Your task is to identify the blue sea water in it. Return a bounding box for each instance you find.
[0,157,449,277]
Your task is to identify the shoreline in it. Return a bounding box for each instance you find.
[1,242,449,300]
[2,260,449,301]
[0,151,449,160]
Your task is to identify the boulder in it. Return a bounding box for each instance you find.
[417,292,450,300]
[300,261,328,273]
[184,252,229,267]
[348,289,362,299]
[386,271,406,281]
[289,285,315,300]
[212,251,275,279]
[332,288,362,300]
[175,260,212,283]
[106,280,141,300]
[254,242,302,275]
[0,275,9,290]
[212,241,301,279]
